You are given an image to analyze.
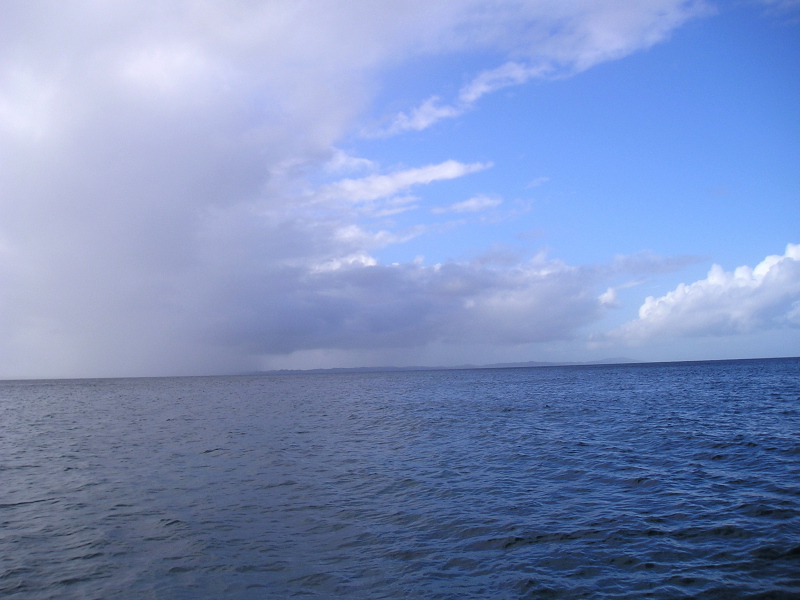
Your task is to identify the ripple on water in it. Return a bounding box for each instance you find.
[1,359,799,599]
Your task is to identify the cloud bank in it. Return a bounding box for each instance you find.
[603,245,800,344]
[0,1,725,377]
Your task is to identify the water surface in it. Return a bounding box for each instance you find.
[2,359,799,598]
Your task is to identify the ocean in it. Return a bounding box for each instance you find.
[1,358,799,599]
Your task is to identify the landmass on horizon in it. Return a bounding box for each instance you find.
[245,355,799,375]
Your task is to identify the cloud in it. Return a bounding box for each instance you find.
[208,255,607,355]
[381,62,545,134]
[432,194,502,214]
[599,287,620,308]
[609,250,701,275]
[381,96,463,134]
[380,0,710,134]
[601,245,800,344]
[527,177,550,188]
[0,1,712,378]
[323,149,376,175]
[319,160,490,203]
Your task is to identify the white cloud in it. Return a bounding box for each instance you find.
[381,96,463,134]
[311,253,378,274]
[323,149,376,175]
[527,176,550,188]
[319,160,490,203]
[459,61,547,105]
[599,287,619,308]
[381,62,546,135]
[380,0,710,134]
[432,194,502,214]
[603,244,800,343]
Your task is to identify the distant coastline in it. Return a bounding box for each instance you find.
[244,356,800,376]
[246,357,638,375]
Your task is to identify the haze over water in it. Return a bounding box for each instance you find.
[2,358,799,599]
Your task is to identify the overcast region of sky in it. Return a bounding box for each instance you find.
[0,0,798,379]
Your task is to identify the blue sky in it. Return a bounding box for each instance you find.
[0,1,798,378]
[359,5,799,267]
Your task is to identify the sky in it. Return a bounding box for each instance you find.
[0,0,798,379]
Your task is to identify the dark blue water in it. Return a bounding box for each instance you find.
[1,358,799,599]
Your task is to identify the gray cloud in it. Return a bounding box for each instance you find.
[0,1,708,377]
[206,257,606,354]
